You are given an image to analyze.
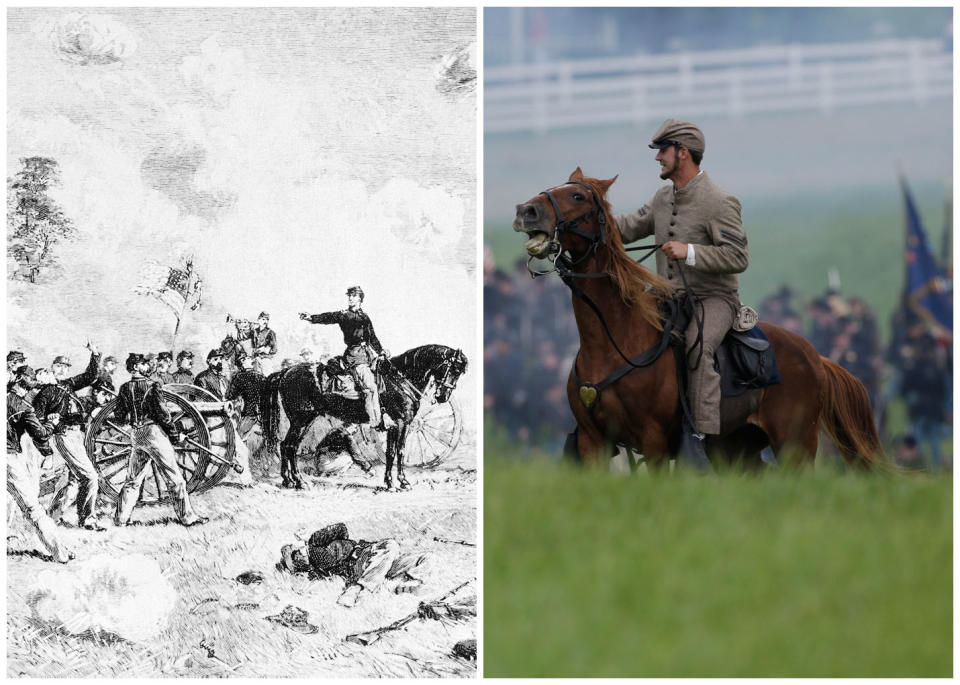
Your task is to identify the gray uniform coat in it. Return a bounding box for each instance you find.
[614,171,749,435]
[614,171,748,310]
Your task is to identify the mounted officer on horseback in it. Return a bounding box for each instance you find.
[514,118,883,471]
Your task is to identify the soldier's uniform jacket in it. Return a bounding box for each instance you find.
[7,392,55,455]
[227,369,265,418]
[306,309,382,367]
[305,522,372,582]
[250,327,277,358]
[150,371,177,385]
[114,374,178,440]
[193,368,229,400]
[32,352,101,433]
[614,172,748,310]
[171,370,194,385]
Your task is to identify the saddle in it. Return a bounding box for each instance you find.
[316,356,386,396]
[671,297,781,400]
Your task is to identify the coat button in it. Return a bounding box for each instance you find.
[668,231,675,237]
[670,220,676,226]
[668,274,674,280]
[672,210,678,216]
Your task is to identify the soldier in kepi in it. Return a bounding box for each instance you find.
[172,350,195,385]
[614,119,749,466]
[7,369,74,563]
[152,351,176,384]
[194,349,230,400]
[251,311,278,375]
[31,343,105,530]
[299,286,394,431]
[113,354,208,527]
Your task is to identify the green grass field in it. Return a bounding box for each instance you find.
[484,454,952,677]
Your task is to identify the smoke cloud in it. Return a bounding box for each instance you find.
[43,13,138,66]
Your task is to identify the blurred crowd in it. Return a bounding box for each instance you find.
[484,245,953,469]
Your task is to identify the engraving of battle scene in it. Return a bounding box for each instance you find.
[7,7,477,677]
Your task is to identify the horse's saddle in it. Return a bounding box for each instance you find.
[669,298,780,399]
[714,327,781,398]
[316,356,386,396]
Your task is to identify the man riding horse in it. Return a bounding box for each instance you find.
[614,118,749,466]
[299,286,393,432]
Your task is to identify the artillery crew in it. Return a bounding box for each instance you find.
[113,353,207,527]
[98,355,118,391]
[299,286,392,431]
[7,370,74,563]
[31,345,104,530]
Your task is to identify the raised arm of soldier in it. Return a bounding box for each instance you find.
[64,342,101,392]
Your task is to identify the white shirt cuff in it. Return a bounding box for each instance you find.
[685,243,696,266]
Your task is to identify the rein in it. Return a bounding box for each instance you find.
[524,181,705,422]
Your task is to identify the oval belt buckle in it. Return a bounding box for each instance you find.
[578,384,598,408]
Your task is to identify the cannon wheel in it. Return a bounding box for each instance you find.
[164,384,236,494]
[348,397,462,469]
[84,388,232,505]
[402,397,462,468]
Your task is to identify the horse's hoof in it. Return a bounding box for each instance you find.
[293,481,306,491]
[398,479,411,490]
[383,481,394,492]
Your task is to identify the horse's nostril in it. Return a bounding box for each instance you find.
[522,204,539,220]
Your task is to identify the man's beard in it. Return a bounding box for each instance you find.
[211,363,223,372]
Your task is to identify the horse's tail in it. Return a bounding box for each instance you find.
[818,357,887,470]
[260,369,286,454]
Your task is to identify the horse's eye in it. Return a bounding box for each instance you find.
[572,193,584,201]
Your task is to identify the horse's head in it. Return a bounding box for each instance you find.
[513,167,618,263]
[434,347,468,403]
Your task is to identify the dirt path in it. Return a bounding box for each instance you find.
[7,439,477,678]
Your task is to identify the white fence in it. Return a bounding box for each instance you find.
[485,39,953,134]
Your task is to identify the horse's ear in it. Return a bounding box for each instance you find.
[569,167,584,181]
[596,174,619,195]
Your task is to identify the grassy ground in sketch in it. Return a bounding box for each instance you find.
[7,440,477,678]
[483,447,952,678]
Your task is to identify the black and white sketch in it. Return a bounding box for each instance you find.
[7,7,476,677]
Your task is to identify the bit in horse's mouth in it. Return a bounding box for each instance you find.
[523,230,553,258]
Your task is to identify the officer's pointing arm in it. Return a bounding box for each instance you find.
[305,311,341,325]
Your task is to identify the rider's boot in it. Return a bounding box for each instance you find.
[680,428,715,473]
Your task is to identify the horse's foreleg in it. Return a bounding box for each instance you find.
[281,419,309,489]
[384,427,395,491]
[576,422,611,468]
[395,423,410,490]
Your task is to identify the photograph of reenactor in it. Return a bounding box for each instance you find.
[31,344,104,531]
[113,353,208,527]
[279,522,426,607]
[613,118,749,465]
[299,286,394,431]
[98,355,118,391]
[172,350,195,385]
[226,353,265,439]
[193,349,230,400]
[251,311,278,375]
[152,351,176,385]
[7,370,74,563]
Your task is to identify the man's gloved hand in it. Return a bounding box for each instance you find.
[298,312,309,320]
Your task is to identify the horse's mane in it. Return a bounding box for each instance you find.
[390,344,463,389]
[579,175,675,331]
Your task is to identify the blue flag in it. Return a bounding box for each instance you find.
[901,176,952,333]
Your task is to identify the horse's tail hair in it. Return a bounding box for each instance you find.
[818,357,887,470]
[260,369,285,455]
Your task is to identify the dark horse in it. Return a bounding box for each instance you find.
[514,168,884,470]
[261,345,468,489]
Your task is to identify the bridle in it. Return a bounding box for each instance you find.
[433,349,466,400]
[527,180,608,275]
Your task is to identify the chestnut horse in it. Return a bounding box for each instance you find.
[513,168,884,470]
